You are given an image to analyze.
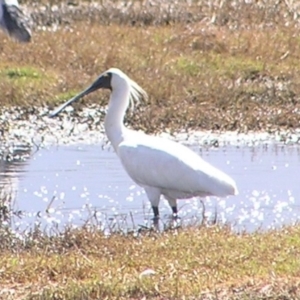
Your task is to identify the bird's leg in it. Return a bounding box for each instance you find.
[144,187,161,222]
[171,206,178,215]
[151,206,160,227]
[152,206,159,219]
[171,206,180,220]
[166,197,179,220]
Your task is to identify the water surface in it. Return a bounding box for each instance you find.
[0,143,299,232]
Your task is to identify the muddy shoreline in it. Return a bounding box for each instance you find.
[1,105,300,161]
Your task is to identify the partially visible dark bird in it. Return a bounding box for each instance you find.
[0,0,31,43]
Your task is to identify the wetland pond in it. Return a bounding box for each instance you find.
[0,142,299,233]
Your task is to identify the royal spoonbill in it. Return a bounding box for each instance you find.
[49,68,238,220]
[0,0,31,42]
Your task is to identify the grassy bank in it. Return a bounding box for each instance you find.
[0,224,299,299]
[0,1,299,133]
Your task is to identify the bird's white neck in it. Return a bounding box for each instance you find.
[104,86,130,152]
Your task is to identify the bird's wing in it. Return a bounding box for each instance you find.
[117,135,237,197]
[1,1,31,42]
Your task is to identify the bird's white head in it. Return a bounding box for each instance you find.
[49,68,147,118]
[107,68,148,110]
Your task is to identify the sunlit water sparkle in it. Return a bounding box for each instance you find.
[0,143,299,233]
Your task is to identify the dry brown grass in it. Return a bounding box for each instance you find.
[0,1,299,133]
[0,224,300,299]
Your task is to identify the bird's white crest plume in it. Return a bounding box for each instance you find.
[50,68,238,222]
[128,76,148,112]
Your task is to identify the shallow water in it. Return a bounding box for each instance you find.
[0,143,299,232]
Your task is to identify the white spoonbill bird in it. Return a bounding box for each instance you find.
[0,0,31,42]
[49,68,238,219]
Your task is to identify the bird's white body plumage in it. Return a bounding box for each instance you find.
[103,68,238,211]
[118,131,237,198]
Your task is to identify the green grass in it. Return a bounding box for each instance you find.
[3,67,41,79]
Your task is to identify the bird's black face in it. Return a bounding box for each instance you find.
[87,72,112,94]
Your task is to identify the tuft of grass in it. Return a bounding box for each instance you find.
[175,57,201,76]
[3,67,41,79]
